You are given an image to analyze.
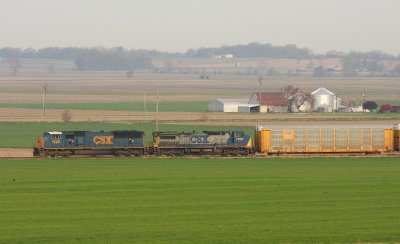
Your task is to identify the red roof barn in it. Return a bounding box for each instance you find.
[249,92,288,112]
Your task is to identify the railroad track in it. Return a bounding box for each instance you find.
[1,152,400,159]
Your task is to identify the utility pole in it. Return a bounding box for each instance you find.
[258,75,263,112]
[42,83,49,117]
[129,95,133,121]
[156,88,159,132]
[362,91,366,112]
[143,92,148,117]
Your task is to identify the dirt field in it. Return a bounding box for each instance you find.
[1,58,400,126]
[0,108,398,126]
[1,58,400,103]
[1,76,400,103]
[0,148,33,158]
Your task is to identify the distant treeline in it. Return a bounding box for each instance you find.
[1,44,400,73]
[2,43,399,61]
[0,47,159,71]
[187,43,400,61]
[0,47,82,59]
[341,51,400,76]
[186,42,314,59]
[73,47,153,71]
[0,47,171,60]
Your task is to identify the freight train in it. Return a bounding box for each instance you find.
[33,125,400,157]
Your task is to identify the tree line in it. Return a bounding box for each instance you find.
[73,47,153,71]
[0,47,172,60]
[340,51,400,76]
[0,47,157,71]
[1,44,400,73]
[186,42,314,59]
[3,43,399,61]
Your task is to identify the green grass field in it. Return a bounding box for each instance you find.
[0,122,253,148]
[1,157,399,242]
[0,101,209,112]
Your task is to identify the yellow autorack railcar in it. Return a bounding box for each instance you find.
[255,125,395,154]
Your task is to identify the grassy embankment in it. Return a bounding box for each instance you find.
[0,157,399,242]
[0,102,209,112]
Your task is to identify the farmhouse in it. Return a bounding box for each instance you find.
[249,92,288,112]
[208,99,254,112]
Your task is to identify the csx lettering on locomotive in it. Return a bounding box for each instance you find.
[190,135,209,144]
[93,135,113,145]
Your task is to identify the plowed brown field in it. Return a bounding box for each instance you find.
[0,148,33,158]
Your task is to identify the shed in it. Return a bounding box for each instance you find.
[208,99,250,112]
[238,104,259,113]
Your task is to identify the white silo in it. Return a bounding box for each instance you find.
[311,87,336,112]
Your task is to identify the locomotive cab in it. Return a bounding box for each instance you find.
[230,130,253,148]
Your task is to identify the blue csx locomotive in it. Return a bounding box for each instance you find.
[33,130,146,157]
[33,130,253,157]
[153,131,253,156]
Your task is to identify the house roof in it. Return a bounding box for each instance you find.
[252,92,288,106]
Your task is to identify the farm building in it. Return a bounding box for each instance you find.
[238,104,259,113]
[249,92,288,112]
[208,99,254,112]
[311,87,342,112]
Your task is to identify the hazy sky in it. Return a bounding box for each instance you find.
[1,0,399,54]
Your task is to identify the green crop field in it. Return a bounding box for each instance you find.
[1,157,399,242]
[0,101,209,112]
[0,122,253,148]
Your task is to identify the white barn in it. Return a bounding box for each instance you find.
[208,99,250,112]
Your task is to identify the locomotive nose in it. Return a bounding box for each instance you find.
[33,137,45,157]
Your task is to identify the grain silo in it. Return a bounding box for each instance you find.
[311,87,338,112]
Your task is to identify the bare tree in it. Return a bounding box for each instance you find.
[284,85,313,112]
[5,59,21,76]
[61,110,73,122]
[290,93,313,112]
[283,85,300,99]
